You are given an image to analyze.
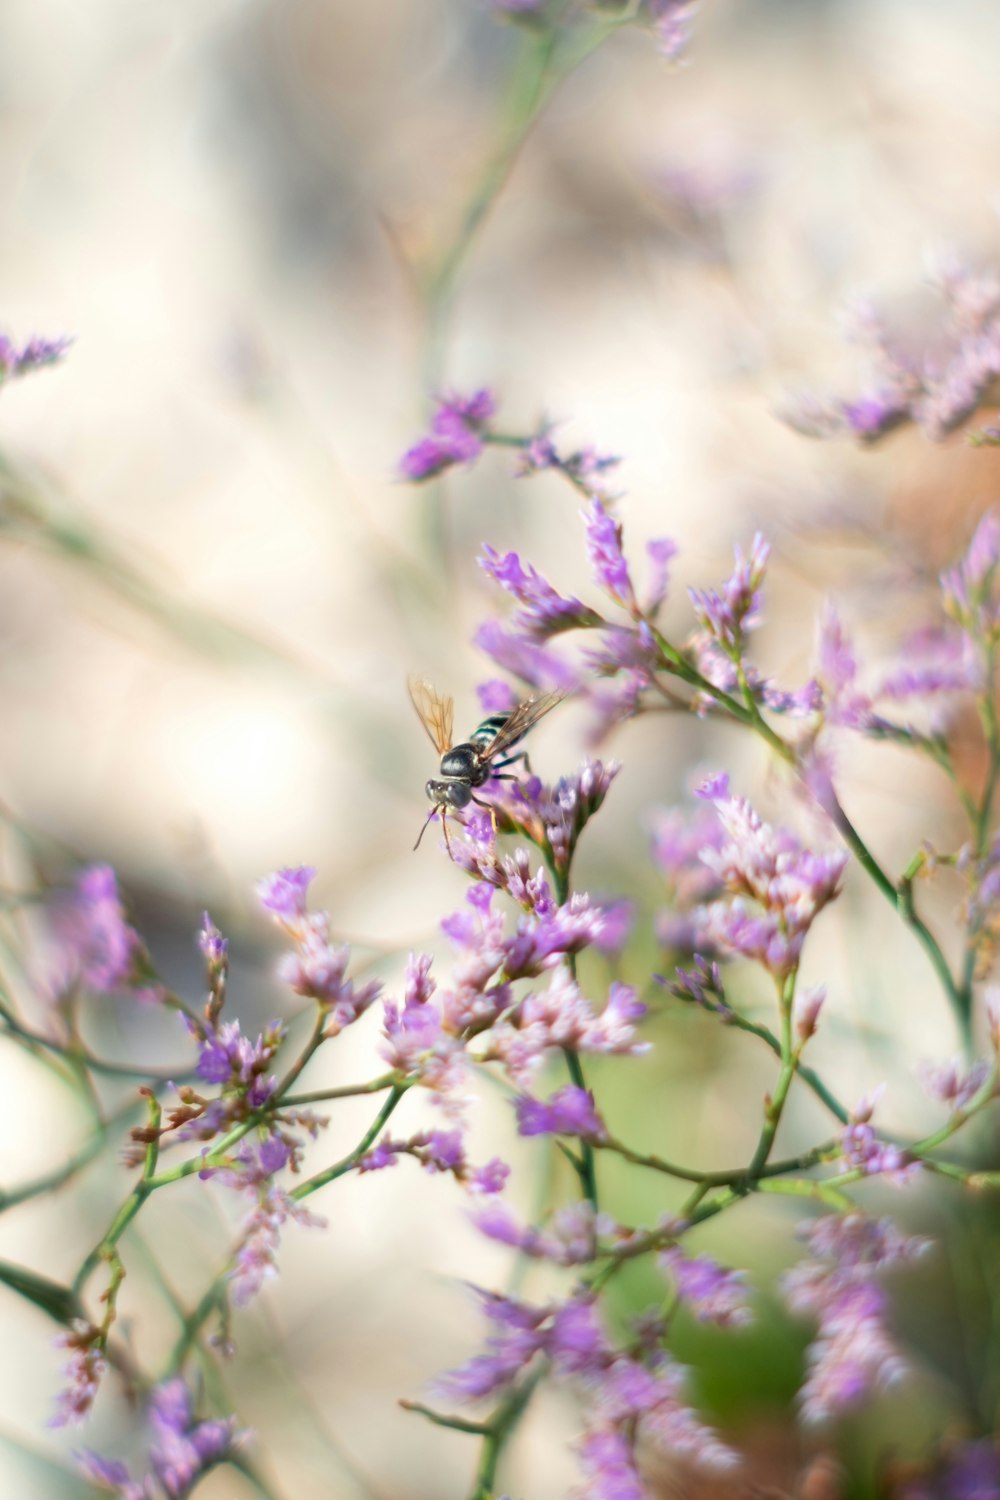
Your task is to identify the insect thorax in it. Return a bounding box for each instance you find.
[440,743,481,778]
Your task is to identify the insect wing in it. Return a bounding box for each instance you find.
[408,676,455,755]
[480,690,565,760]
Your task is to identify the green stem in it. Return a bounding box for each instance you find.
[291,1086,406,1201]
[746,972,797,1180]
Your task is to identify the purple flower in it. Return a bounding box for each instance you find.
[898,1438,1000,1500]
[223,1143,326,1306]
[942,511,1000,645]
[472,1199,609,1265]
[839,1090,919,1183]
[576,1427,645,1500]
[689,533,770,657]
[479,544,598,639]
[474,616,582,693]
[255,865,316,926]
[399,389,496,482]
[50,1323,105,1428]
[487,968,647,1085]
[647,0,700,59]
[434,1290,549,1403]
[515,426,622,500]
[76,1379,246,1498]
[583,498,634,607]
[477,678,519,715]
[198,912,228,970]
[660,1248,753,1327]
[195,1017,284,1095]
[0,331,72,385]
[49,864,151,998]
[691,780,848,976]
[515,1084,606,1140]
[782,255,1000,445]
[781,1214,930,1425]
[794,985,826,1044]
[917,1057,992,1113]
[486,760,620,875]
[271,891,382,1029]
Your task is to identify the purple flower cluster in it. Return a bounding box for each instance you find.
[516,425,622,500]
[486,967,647,1085]
[398,389,495,482]
[478,760,621,876]
[646,0,700,59]
[219,1137,326,1306]
[781,1214,930,1424]
[437,1287,738,1480]
[691,776,848,976]
[917,1057,992,1114]
[0,331,71,384]
[689,533,770,657]
[652,802,727,950]
[515,1083,606,1139]
[782,255,1000,443]
[479,544,599,640]
[48,864,156,1001]
[687,536,821,717]
[78,1378,245,1498]
[195,1016,285,1106]
[816,605,979,745]
[472,1199,611,1265]
[257,866,382,1031]
[359,1126,509,1196]
[660,1247,754,1327]
[839,1091,918,1183]
[381,878,636,1116]
[50,1323,106,1428]
[941,511,1000,647]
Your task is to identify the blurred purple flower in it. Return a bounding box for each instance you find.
[584,498,634,607]
[515,1083,606,1140]
[782,254,1000,444]
[781,1214,930,1424]
[50,1323,105,1428]
[221,1140,326,1306]
[941,511,1000,645]
[48,864,157,1001]
[0,331,72,384]
[399,389,496,482]
[898,1438,1000,1500]
[660,1248,753,1327]
[515,424,622,500]
[576,1427,645,1500]
[472,1199,610,1265]
[646,0,700,60]
[78,1378,246,1498]
[917,1057,992,1113]
[256,865,316,925]
[839,1090,920,1183]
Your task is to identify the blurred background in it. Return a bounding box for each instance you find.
[2,0,1000,1495]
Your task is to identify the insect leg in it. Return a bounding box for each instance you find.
[470,793,499,836]
[492,750,532,775]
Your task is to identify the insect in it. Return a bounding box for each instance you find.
[408,676,564,856]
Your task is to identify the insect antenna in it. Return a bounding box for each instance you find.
[413,808,438,851]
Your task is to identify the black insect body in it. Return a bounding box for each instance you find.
[409,679,563,856]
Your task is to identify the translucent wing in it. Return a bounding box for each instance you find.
[408,676,455,755]
[481,690,566,760]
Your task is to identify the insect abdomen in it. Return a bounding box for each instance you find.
[470,713,513,748]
